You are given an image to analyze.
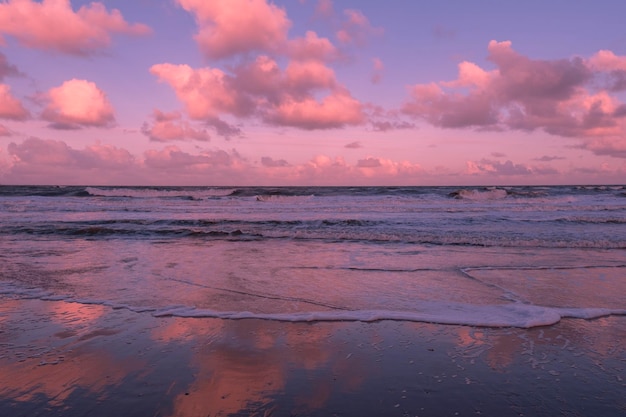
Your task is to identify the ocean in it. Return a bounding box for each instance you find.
[1,185,625,328]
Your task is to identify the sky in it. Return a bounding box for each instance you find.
[0,0,625,186]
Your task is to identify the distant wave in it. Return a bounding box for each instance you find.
[3,219,624,248]
[85,187,236,199]
[255,194,314,202]
[577,185,625,191]
[448,188,565,200]
[1,185,625,201]
[0,185,91,197]
[556,216,626,224]
[449,188,509,200]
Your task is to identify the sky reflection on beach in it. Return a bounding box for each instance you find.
[0,301,145,411]
[1,297,624,416]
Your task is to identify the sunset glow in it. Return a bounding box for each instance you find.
[1,0,625,185]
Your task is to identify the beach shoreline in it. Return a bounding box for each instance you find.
[1,298,624,417]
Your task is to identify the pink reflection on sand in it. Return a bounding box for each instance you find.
[0,300,145,408]
[47,301,107,328]
[167,325,289,416]
[151,316,225,343]
[2,350,138,406]
[165,320,367,416]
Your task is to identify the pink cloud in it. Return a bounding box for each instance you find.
[7,137,134,168]
[0,0,150,55]
[336,9,382,45]
[578,137,626,158]
[141,110,210,142]
[140,146,255,185]
[151,58,365,132]
[150,63,252,119]
[289,155,352,183]
[42,79,115,129]
[403,82,499,128]
[588,50,626,92]
[3,138,253,185]
[466,159,532,176]
[267,91,364,129]
[356,156,423,178]
[229,55,283,101]
[356,157,381,168]
[466,158,559,177]
[0,84,29,120]
[261,156,290,167]
[288,31,339,62]
[176,0,291,60]
[403,40,626,157]
[486,40,590,102]
[143,146,245,173]
[8,138,71,166]
[278,154,423,185]
[533,155,564,162]
[284,59,337,95]
[140,149,425,186]
[153,1,375,134]
[367,105,417,132]
[442,61,496,89]
[370,120,416,132]
[4,138,138,184]
[588,50,626,72]
[83,142,136,167]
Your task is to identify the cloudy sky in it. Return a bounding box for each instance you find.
[1,0,625,186]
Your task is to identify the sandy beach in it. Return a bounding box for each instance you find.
[1,298,624,417]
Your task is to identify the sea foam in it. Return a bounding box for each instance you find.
[1,281,623,329]
[150,303,625,328]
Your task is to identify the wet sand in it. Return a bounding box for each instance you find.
[1,298,624,417]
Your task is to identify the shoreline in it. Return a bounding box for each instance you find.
[1,298,624,417]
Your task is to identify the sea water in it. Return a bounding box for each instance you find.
[0,185,625,328]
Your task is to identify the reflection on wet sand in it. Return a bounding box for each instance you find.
[1,298,624,416]
[163,319,368,416]
[0,300,145,411]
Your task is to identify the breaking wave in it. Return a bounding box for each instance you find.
[449,188,509,200]
[85,187,236,199]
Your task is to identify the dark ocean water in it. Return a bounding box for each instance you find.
[1,185,625,327]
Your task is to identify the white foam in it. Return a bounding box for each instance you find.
[3,283,624,329]
[145,302,626,328]
[451,188,508,201]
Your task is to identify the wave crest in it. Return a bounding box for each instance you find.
[449,188,509,200]
[85,187,236,199]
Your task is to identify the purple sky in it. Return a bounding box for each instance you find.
[1,0,625,185]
